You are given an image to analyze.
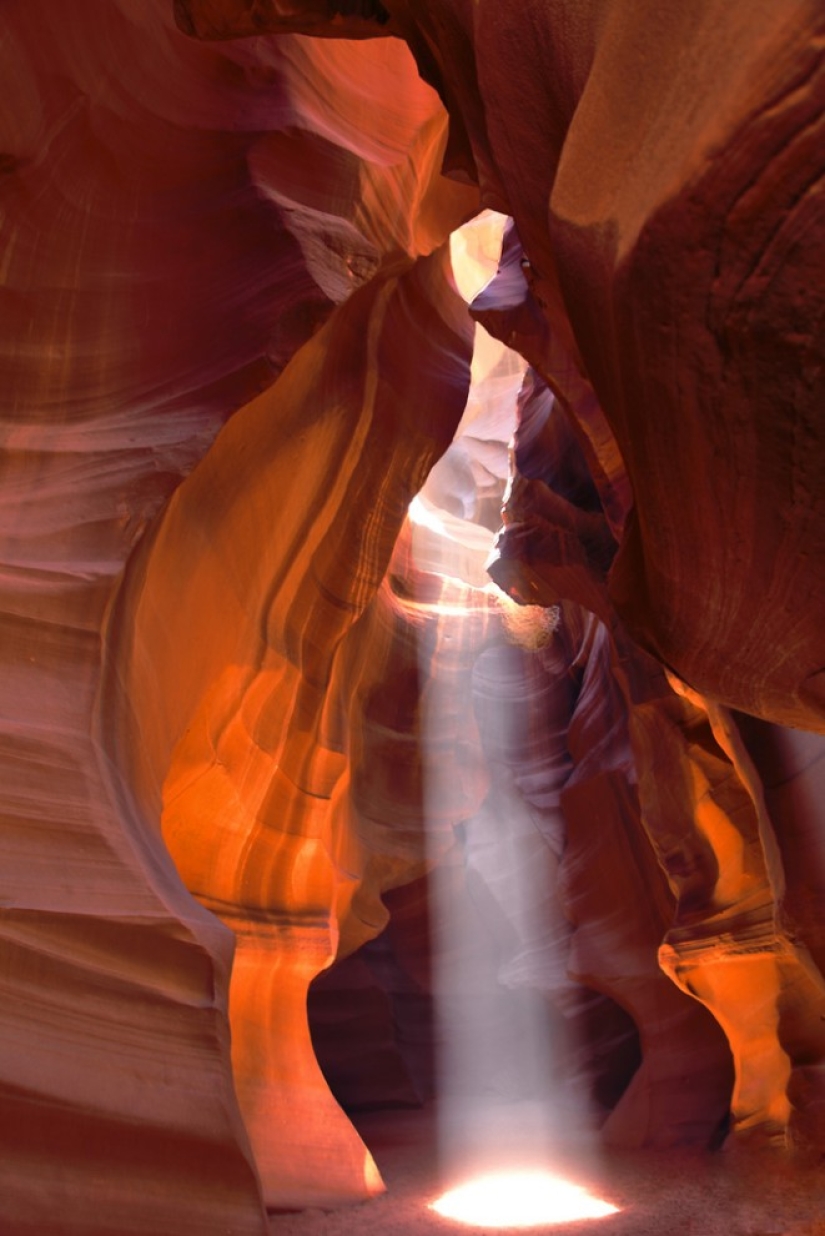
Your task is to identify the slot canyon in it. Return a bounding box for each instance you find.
[1,2,825,1233]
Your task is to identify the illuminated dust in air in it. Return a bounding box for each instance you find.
[408,211,621,1230]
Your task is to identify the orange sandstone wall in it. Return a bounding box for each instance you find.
[0,2,473,1229]
[2,0,825,1230]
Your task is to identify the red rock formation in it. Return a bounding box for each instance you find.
[3,0,825,1230]
[111,247,476,1208]
[560,613,735,1148]
[178,0,825,726]
[492,366,825,1150]
[0,3,472,1230]
[432,0,825,732]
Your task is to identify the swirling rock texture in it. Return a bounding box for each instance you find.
[3,0,825,1233]
[0,2,474,1231]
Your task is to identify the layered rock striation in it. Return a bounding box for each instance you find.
[0,3,472,1230]
[2,1,825,1232]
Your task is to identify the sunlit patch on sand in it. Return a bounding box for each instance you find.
[430,1168,619,1228]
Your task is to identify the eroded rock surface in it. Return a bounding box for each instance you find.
[3,1,825,1232]
[0,3,472,1230]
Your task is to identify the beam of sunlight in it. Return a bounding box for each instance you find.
[411,211,620,1231]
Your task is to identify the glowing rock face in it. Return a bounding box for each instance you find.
[0,4,475,1229]
[431,1170,619,1228]
[4,1,825,1232]
[116,249,476,1210]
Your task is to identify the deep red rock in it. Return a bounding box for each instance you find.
[3,2,825,1230]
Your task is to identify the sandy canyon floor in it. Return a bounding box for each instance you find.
[267,1108,825,1236]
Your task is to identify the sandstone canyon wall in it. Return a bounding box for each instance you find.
[2,1,825,1233]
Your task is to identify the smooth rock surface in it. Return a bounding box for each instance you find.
[0,3,472,1229]
[3,2,825,1231]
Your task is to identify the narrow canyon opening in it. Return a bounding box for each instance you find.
[305,212,643,1223]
